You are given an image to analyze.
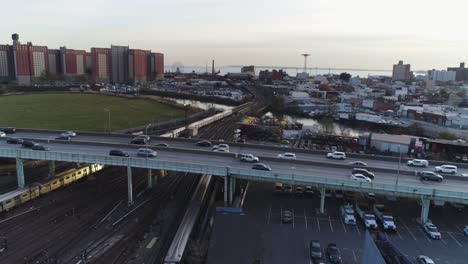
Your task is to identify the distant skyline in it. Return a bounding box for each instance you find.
[2,0,467,70]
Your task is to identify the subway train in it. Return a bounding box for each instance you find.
[0,164,104,213]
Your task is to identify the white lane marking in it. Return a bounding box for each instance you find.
[304,208,308,230]
[146,237,158,249]
[352,249,358,263]
[317,217,321,232]
[329,216,334,232]
[417,228,431,242]
[341,219,347,233]
[448,232,462,247]
[355,224,361,236]
[396,230,403,240]
[401,221,417,241]
[267,204,272,225]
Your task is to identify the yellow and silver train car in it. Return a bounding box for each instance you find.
[0,164,104,213]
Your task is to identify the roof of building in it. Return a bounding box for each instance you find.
[371,133,417,145]
[206,208,262,264]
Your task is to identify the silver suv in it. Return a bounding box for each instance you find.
[420,171,443,182]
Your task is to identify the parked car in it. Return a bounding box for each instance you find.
[6,138,23,144]
[420,171,443,182]
[155,143,169,147]
[240,154,259,163]
[0,127,16,134]
[416,256,435,264]
[350,174,372,183]
[282,210,292,224]
[326,243,342,264]
[407,159,429,167]
[435,165,457,174]
[22,140,37,148]
[464,226,468,236]
[60,130,76,137]
[277,152,296,159]
[349,161,367,166]
[283,184,293,193]
[252,163,271,171]
[305,186,314,195]
[0,131,5,137]
[309,240,323,260]
[109,150,129,157]
[423,222,441,239]
[131,137,147,145]
[295,186,303,196]
[32,145,50,151]
[327,151,346,160]
[352,168,375,179]
[137,148,157,157]
[195,140,212,147]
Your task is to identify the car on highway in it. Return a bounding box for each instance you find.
[326,243,342,264]
[6,138,23,144]
[423,222,441,239]
[212,144,229,151]
[131,137,147,145]
[416,255,435,264]
[282,210,292,224]
[240,154,259,163]
[155,143,169,147]
[251,163,271,171]
[277,152,296,159]
[60,130,76,137]
[0,131,5,137]
[109,149,129,157]
[464,226,468,236]
[137,148,157,157]
[349,161,367,166]
[213,147,229,152]
[236,138,246,143]
[135,135,151,142]
[32,145,50,151]
[327,151,346,160]
[435,164,457,174]
[0,127,16,134]
[309,240,323,260]
[350,174,372,183]
[195,140,212,147]
[22,140,37,148]
[419,171,443,182]
[407,159,429,167]
[352,168,375,179]
[56,135,71,140]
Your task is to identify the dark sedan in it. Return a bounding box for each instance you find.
[32,145,50,151]
[6,138,24,144]
[326,243,342,264]
[131,137,147,145]
[109,150,129,157]
[195,140,212,147]
[0,127,16,134]
[252,163,272,171]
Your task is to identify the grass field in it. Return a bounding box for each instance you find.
[0,93,194,132]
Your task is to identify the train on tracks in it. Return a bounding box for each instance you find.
[0,164,104,213]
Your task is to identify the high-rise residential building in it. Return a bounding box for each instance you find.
[147,52,156,82]
[0,45,14,83]
[48,49,61,76]
[91,48,110,82]
[128,49,147,84]
[427,69,456,82]
[392,60,412,81]
[60,47,87,77]
[85,52,92,74]
[154,53,164,79]
[111,45,129,84]
[447,63,468,82]
[12,42,49,85]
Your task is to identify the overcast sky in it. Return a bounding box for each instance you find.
[2,0,467,70]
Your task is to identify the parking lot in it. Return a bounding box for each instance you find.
[242,182,468,264]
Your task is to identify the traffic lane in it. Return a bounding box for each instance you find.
[2,141,468,193]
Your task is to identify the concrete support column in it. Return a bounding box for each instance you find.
[229,177,235,206]
[16,158,25,189]
[48,160,55,178]
[319,187,326,214]
[224,176,229,206]
[147,169,153,189]
[127,166,134,206]
[420,198,430,224]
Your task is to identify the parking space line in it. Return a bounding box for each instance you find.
[401,221,417,241]
[352,249,357,263]
[448,232,462,247]
[317,217,321,232]
[417,228,431,242]
[355,225,361,236]
[304,208,308,230]
[440,237,447,244]
[329,216,334,232]
[292,208,295,229]
[341,219,347,233]
[267,204,271,225]
[396,230,403,240]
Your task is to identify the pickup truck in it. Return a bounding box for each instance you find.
[339,204,356,225]
[373,204,396,231]
[355,203,378,229]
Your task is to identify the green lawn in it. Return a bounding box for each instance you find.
[0,93,192,132]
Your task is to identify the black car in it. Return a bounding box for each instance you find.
[252,163,272,171]
[195,140,212,147]
[22,140,37,148]
[109,150,129,157]
[6,138,24,144]
[155,143,169,147]
[310,240,323,260]
[131,137,147,145]
[0,127,16,134]
[56,135,71,140]
[32,145,50,151]
[326,243,342,264]
[135,135,151,142]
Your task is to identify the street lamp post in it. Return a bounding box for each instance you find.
[145,123,152,136]
[104,108,111,134]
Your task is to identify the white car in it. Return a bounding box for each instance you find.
[61,130,77,137]
[340,204,356,225]
[0,131,5,137]
[416,255,435,264]
[464,226,468,236]
[423,222,441,239]
[327,151,346,160]
[350,174,371,183]
[212,144,229,151]
[277,153,296,159]
[435,165,457,174]
[240,154,259,163]
[213,148,229,152]
[407,159,428,167]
